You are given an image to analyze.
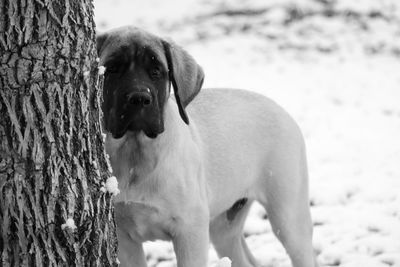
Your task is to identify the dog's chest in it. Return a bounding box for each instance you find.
[115,199,176,242]
[113,166,181,242]
[106,129,202,242]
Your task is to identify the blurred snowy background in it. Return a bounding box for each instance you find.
[94,0,400,266]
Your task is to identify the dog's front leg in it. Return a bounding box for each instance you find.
[117,229,147,267]
[172,213,210,267]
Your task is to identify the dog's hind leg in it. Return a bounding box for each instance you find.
[259,195,316,267]
[258,151,317,267]
[210,199,260,267]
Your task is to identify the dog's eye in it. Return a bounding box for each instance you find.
[149,67,162,79]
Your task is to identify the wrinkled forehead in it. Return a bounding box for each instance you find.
[99,27,167,67]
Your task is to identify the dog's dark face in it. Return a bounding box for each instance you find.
[97,27,204,139]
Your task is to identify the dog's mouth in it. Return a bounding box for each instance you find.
[106,88,164,139]
[109,114,162,140]
[111,128,128,139]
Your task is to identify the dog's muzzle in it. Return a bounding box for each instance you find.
[107,87,163,139]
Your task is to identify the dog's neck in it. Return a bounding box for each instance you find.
[105,99,189,188]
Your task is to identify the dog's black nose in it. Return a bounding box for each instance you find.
[127,91,152,106]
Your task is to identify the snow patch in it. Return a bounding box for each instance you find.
[319,246,343,266]
[143,241,175,266]
[61,218,77,231]
[244,216,269,236]
[105,176,120,195]
[212,257,232,267]
[98,66,106,75]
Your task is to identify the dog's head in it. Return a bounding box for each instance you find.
[97,26,204,139]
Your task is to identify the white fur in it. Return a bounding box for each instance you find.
[107,89,318,267]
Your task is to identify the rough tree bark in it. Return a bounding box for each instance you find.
[0,0,118,266]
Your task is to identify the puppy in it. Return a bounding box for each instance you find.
[97,26,318,267]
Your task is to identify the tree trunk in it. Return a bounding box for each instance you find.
[0,0,118,266]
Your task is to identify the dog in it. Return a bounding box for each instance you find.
[97,26,318,267]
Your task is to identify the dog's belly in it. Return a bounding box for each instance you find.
[115,201,175,242]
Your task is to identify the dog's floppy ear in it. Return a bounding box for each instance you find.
[162,40,204,125]
[96,32,108,56]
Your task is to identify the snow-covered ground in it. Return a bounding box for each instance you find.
[94,0,400,266]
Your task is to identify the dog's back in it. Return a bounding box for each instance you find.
[188,88,307,218]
